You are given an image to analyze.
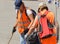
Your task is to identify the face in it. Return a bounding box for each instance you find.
[38,8,46,15]
[20,4,25,12]
[38,8,44,15]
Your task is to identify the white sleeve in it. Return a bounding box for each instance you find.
[26,9,32,16]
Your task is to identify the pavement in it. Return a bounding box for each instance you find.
[0,0,60,44]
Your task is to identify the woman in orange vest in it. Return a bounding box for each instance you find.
[25,2,57,44]
[12,1,34,44]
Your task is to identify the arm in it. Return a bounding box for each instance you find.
[28,14,34,28]
[14,10,19,28]
[27,15,38,35]
[12,16,18,34]
[26,9,34,29]
[12,10,19,34]
[47,12,56,34]
[14,19,18,28]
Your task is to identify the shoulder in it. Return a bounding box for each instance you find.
[26,9,32,16]
[46,11,54,18]
[46,11,55,23]
[27,9,31,12]
[48,12,54,16]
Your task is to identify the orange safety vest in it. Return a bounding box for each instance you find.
[17,10,30,34]
[38,11,56,44]
[38,11,55,38]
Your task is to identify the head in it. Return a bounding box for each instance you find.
[19,2,26,13]
[38,2,48,15]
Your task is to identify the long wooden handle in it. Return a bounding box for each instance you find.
[8,34,13,44]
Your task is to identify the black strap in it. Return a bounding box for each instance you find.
[47,19,54,28]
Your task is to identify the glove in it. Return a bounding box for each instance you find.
[24,28,29,35]
[24,33,29,39]
[12,27,16,34]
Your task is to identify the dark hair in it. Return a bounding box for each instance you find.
[38,8,40,13]
[38,6,48,12]
[41,6,48,11]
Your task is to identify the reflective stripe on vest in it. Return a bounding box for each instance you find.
[18,20,30,24]
[18,20,30,28]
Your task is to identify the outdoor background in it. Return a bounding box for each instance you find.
[0,0,60,44]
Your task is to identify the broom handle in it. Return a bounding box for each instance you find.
[8,34,13,44]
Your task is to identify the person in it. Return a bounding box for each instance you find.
[25,2,57,44]
[13,1,35,44]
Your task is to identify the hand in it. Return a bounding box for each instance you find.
[24,33,28,39]
[12,27,16,34]
[53,27,57,34]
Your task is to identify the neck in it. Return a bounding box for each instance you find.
[20,11,23,13]
[20,8,26,13]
